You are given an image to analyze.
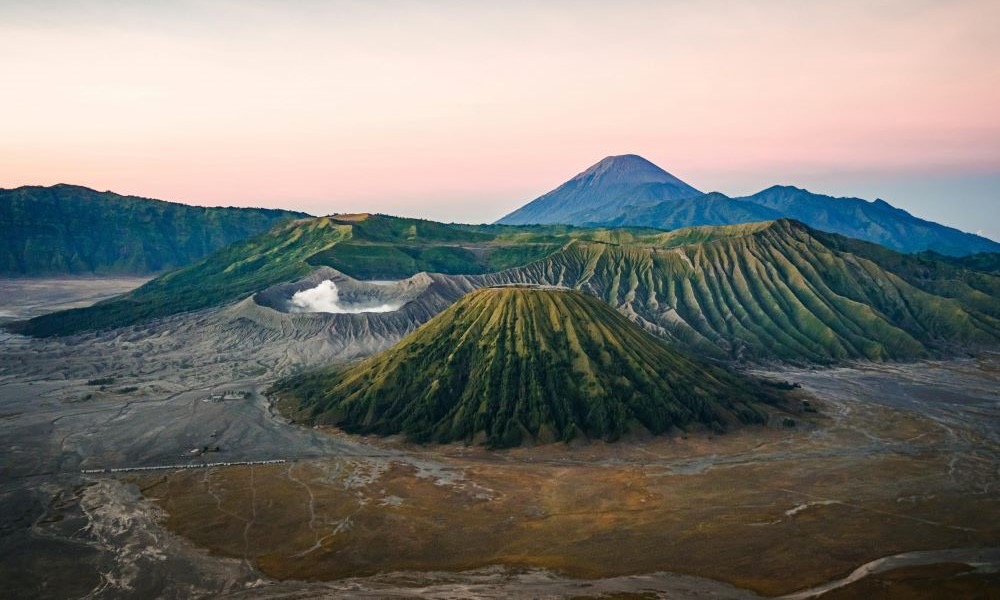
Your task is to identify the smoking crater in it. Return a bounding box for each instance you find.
[287,280,401,314]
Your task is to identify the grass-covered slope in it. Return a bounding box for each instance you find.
[815,232,1000,322]
[303,213,564,279]
[274,287,778,447]
[6,214,674,337]
[0,184,307,275]
[10,217,352,336]
[13,215,1000,364]
[480,220,1000,362]
[600,191,781,230]
[913,251,1000,276]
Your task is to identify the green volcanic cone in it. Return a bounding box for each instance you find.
[274,287,781,447]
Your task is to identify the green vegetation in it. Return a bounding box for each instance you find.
[274,287,780,447]
[10,217,352,336]
[479,219,1000,362]
[914,250,1000,275]
[302,214,638,279]
[813,231,1000,321]
[0,184,306,275]
[11,214,1000,364]
[9,214,669,336]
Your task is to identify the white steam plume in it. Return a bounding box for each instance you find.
[288,280,400,314]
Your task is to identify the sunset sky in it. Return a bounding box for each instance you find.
[2,1,998,238]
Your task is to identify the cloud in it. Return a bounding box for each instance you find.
[287,280,400,314]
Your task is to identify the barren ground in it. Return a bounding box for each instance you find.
[0,279,997,599]
[0,277,152,323]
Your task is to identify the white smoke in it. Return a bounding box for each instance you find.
[287,280,400,314]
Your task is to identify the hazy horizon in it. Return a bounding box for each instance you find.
[2,1,998,239]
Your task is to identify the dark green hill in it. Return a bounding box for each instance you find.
[913,250,1000,275]
[302,213,563,279]
[601,191,781,230]
[0,184,307,275]
[274,287,778,447]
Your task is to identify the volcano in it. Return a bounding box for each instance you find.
[274,286,780,447]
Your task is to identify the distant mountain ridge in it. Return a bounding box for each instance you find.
[496,156,1000,256]
[0,184,308,275]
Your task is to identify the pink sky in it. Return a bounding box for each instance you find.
[1,1,999,232]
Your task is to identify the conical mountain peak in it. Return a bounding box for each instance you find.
[273,286,777,447]
[573,154,682,186]
[496,154,702,225]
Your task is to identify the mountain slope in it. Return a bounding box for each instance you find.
[8,216,351,336]
[913,251,1000,275]
[274,287,778,447]
[12,215,999,364]
[496,155,703,225]
[498,155,1000,256]
[7,214,610,336]
[602,191,782,229]
[735,185,1000,256]
[476,220,1000,362]
[0,184,308,275]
